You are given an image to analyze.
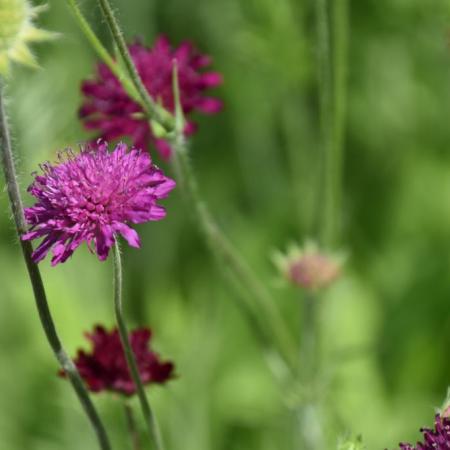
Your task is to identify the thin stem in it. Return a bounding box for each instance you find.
[330,0,349,245]
[297,292,323,450]
[171,64,298,378]
[112,241,164,450]
[315,0,334,246]
[96,0,174,131]
[171,136,298,374]
[316,0,349,247]
[0,81,112,450]
[64,0,140,103]
[123,402,141,450]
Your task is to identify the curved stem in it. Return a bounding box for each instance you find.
[112,241,164,450]
[171,65,299,380]
[96,0,173,131]
[0,81,112,450]
[170,133,298,374]
[64,0,139,103]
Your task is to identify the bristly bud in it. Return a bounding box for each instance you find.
[0,0,57,75]
[273,240,343,291]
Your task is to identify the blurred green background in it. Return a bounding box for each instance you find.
[1,0,450,449]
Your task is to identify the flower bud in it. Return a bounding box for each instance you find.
[0,0,57,75]
[273,241,343,291]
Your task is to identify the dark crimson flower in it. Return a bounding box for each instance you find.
[80,35,223,160]
[65,325,174,396]
[22,141,175,265]
[398,414,450,449]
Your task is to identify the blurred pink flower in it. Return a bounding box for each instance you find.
[80,36,223,160]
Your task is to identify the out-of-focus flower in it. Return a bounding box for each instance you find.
[273,241,343,291]
[397,414,450,449]
[62,325,174,396]
[0,0,56,75]
[22,141,175,265]
[79,36,223,160]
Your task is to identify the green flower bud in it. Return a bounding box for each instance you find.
[0,0,57,75]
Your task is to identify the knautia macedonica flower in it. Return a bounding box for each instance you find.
[0,0,56,75]
[80,35,223,160]
[397,414,450,449]
[62,325,174,396]
[22,141,175,265]
[273,241,343,291]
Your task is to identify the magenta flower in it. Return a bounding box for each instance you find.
[80,36,223,160]
[22,141,175,265]
[63,325,174,396]
[398,414,450,449]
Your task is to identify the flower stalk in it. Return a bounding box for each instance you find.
[297,292,323,450]
[112,240,164,450]
[0,80,112,450]
[64,0,140,104]
[331,0,349,246]
[317,0,349,247]
[170,64,298,375]
[85,0,298,379]
[96,0,174,131]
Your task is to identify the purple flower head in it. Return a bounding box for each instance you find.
[22,141,175,265]
[80,35,223,160]
[62,325,174,396]
[398,414,450,449]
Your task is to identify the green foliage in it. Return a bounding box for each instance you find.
[0,0,449,449]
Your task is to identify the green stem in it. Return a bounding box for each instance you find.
[64,0,140,103]
[0,82,112,450]
[112,241,164,450]
[96,0,173,131]
[315,0,334,246]
[170,133,298,374]
[169,64,298,382]
[297,293,323,450]
[123,402,141,450]
[330,0,349,245]
[316,0,349,247]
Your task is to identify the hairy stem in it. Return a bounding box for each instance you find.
[96,0,173,131]
[112,241,164,450]
[170,64,298,377]
[0,81,112,450]
[64,0,140,103]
